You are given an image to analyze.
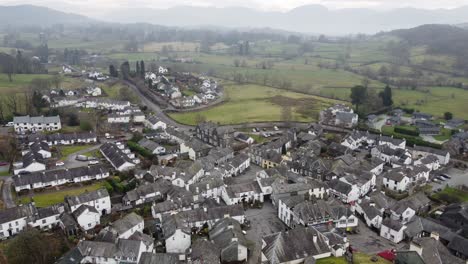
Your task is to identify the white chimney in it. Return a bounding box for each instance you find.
[430,232,440,241]
[312,234,317,243]
[409,242,423,256]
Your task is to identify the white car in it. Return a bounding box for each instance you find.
[56,161,65,167]
[89,160,99,165]
[5,122,14,127]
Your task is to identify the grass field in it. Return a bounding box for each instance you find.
[143,41,199,52]
[58,145,94,159]
[18,182,105,207]
[317,253,391,264]
[169,84,340,125]
[432,187,468,203]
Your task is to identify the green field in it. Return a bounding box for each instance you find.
[58,145,94,159]
[317,253,391,264]
[432,187,468,203]
[169,84,340,125]
[18,182,105,207]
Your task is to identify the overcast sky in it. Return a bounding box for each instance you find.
[2,0,468,17]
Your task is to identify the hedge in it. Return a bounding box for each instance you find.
[394,127,420,136]
[127,141,154,158]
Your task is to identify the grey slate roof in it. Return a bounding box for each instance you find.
[111,213,143,236]
[412,237,465,264]
[100,142,135,168]
[66,188,109,207]
[191,239,221,264]
[209,218,249,262]
[72,204,99,218]
[13,115,60,125]
[262,227,331,264]
[138,252,180,264]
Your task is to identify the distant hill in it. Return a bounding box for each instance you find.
[101,5,468,35]
[0,5,94,27]
[389,24,468,57]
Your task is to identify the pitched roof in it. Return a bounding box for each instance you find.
[413,237,465,264]
[111,213,143,236]
[66,188,109,207]
[139,252,180,264]
[262,227,331,263]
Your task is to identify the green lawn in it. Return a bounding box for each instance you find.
[0,171,10,177]
[18,182,105,207]
[433,128,453,141]
[58,145,94,159]
[83,149,103,158]
[317,253,391,264]
[432,187,468,203]
[169,84,340,125]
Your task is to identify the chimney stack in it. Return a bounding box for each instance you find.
[430,232,440,241]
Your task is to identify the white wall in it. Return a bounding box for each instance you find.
[166,229,191,253]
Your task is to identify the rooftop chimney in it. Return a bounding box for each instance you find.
[430,232,440,241]
[409,241,423,256]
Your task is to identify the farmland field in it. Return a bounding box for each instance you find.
[169,84,340,125]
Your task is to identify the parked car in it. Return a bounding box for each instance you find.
[440,174,451,179]
[4,122,14,127]
[89,160,99,165]
[436,176,447,181]
[56,161,65,167]
[252,128,258,132]
[274,126,279,131]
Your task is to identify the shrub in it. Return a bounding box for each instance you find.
[394,127,419,136]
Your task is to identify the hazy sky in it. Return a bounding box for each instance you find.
[2,0,468,17]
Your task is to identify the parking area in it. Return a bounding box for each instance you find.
[244,201,286,264]
[347,222,406,255]
[431,167,468,190]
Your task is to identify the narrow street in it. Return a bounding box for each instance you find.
[1,176,15,209]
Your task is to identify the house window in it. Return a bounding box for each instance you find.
[42,219,46,224]
[88,223,92,227]
[15,221,18,226]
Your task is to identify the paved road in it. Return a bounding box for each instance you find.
[125,81,193,131]
[64,144,103,169]
[1,176,15,208]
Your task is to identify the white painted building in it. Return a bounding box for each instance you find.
[380,218,406,243]
[73,205,101,231]
[13,115,61,133]
[65,188,111,215]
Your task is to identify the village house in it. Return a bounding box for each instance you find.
[24,141,52,159]
[86,86,102,96]
[371,145,412,166]
[62,238,152,264]
[13,151,46,175]
[180,139,211,160]
[122,180,172,207]
[138,138,166,155]
[13,115,61,133]
[145,115,167,131]
[172,204,245,229]
[107,113,131,124]
[13,165,110,192]
[209,218,249,263]
[161,214,191,254]
[412,146,450,165]
[195,121,232,147]
[151,196,204,221]
[218,153,251,177]
[51,96,82,108]
[390,193,431,224]
[380,218,407,243]
[65,188,111,215]
[261,227,332,263]
[78,98,131,111]
[72,205,101,231]
[106,212,144,239]
[409,235,465,264]
[0,203,63,239]
[271,178,327,206]
[28,131,97,146]
[319,104,358,128]
[100,142,140,171]
[278,197,358,229]
[188,176,225,201]
[221,181,264,205]
[328,179,360,203]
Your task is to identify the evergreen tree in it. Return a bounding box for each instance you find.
[136,61,140,75]
[350,85,368,112]
[140,60,145,78]
[379,85,393,107]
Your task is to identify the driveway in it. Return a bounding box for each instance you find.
[1,176,16,209]
[347,221,406,254]
[64,144,103,169]
[430,167,468,190]
[245,201,287,264]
